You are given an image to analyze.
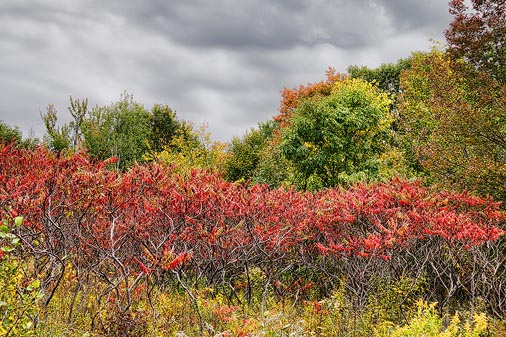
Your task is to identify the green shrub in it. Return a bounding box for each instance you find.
[0,216,42,337]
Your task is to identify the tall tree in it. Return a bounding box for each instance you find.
[42,104,72,152]
[280,78,393,190]
[67,96,88,148]
[398,49,506,200]
[223,120,277,182]
[445,0,506,83]
[274,69,346,125]
[0,120,22,145]
[148,104,185,153]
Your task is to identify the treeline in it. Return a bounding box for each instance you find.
[2,0,505,202]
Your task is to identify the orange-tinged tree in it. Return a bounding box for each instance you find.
[398,49,506,201]
[275,68,346,125]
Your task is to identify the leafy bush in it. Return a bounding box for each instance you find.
[0,216,41,337]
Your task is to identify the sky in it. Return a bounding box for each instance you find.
[0,0,453,142]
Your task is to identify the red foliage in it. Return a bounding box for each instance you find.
[445,0,506,83]
[0,144,504,305]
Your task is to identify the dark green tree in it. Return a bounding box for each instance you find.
[223,120,277,182]
[148,104,184,153]
[347,58,412,96]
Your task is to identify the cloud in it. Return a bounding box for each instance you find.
[0,0,452,141]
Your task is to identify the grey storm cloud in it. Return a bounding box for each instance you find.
[0,0,453,141]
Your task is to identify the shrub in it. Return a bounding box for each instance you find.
[0,216,41,337]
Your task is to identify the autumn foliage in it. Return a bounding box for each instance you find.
[398,49,506,201]
[445,0,506,83]
[1,144,505,318]
[275,68,346,125]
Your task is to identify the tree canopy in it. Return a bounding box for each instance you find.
[280,78,393,190]
[445,0,506,83]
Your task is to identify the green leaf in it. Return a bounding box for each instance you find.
[1,246,15,253]
[26,279,41,291]
[14,216,23,227]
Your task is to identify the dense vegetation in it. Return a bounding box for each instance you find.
[1,1,505,336]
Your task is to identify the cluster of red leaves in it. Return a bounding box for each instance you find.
[0,144,504,279]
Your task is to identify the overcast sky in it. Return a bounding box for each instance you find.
[0,0,453,142]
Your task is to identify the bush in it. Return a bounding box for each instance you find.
[0,216,41,337]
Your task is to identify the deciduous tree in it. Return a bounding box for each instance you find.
[445,0,506,83]
[398,49,506,201]
[280,78,393,190]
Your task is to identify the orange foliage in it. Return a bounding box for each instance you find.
[275,68,347,125]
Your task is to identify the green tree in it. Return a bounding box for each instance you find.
[42,105,72,152]
[347,58,412,96]
[252,135,292,188]
[0,121,38,149]
[223,120,277,182]
[43,96,88,151]
[148,104,186,153]
[280,78,393,190]
[81,93,151,170]
[67,96,88,148]
[0,120,22,145]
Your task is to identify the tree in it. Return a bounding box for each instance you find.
[0,120,22,145]
[81,93,151,170]
[42,105,72,152]
[148,104,185,153]
[152,123,227,176]
[347,58,412,96]
[445,0,506,83]
[398,49,506,201]
[43,95,190,170]
[67,96,88,148]
[0,121,38,149]
[280,78,393,190]
[223,120,277,182]
[275,69,346,125]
